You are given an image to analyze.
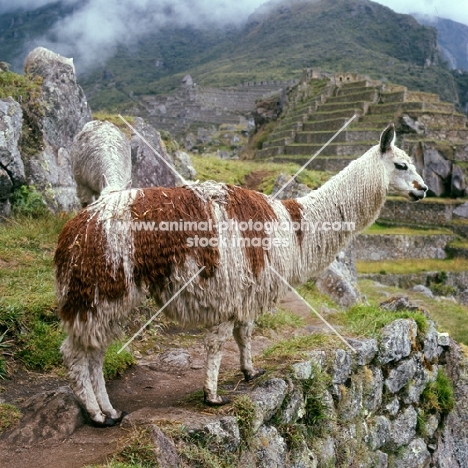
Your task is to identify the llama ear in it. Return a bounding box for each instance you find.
[380,124,395,154]
[101,174,109,189]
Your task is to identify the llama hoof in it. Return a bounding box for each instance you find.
[113,411,129,423]
[243,368,265,382]
[204,395,231,407]
[91,416,117,428]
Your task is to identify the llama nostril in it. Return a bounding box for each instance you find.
[422,185,428,192]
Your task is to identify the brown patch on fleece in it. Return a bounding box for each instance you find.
[54,211,127,323]
[224,185,278,277]
[281,199,304,246]
[131,187,219,289]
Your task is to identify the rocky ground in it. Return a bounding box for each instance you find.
[0,291,319,468]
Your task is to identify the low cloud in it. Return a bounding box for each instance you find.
[12,0,268,70]
[5,0,467,72]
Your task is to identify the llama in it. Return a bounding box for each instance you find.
[55,124,427,426]
[70,120,132,207]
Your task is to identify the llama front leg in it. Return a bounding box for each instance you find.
[89,349,126,423]
[203,321,234,406]
[233,320,265,381]
[61,337,115,427]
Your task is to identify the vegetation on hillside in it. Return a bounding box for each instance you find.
[1,0,464,113]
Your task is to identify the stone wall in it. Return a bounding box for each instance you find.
[379,198,463,226]
[352,233,454,261]
[120,306,467,467]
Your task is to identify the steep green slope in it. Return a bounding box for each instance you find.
[83,0,458,110]
[0,0,461,112]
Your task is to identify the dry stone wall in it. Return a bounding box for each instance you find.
[115,302,467,467]
[352,233,454,261]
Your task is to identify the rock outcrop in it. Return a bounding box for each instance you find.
[0,97,25,216]
[130,117,178,188]
[0,387,85,446]
[22,47,93,211]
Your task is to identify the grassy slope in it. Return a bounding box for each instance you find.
[0,214,134,377]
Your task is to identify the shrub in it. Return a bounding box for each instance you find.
[0,403,22,432]
[11,185,48,218]
[103,342,136,380]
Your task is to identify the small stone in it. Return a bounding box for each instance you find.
[369,415,391,450]
[338,378,363,422]
[363,367,383,413]
[453,202,468,219]
[423,322,439,361]
[251,378,288,432]
[348,338,378,366]
[251,425,287,467]
[425,413,440,438]
[2,387,85,445]
[437,332,451,347]
[202,416,240,452]
[412,285,433,298]
[385,396,400,416]
[378,319,417,365]
[331,349,352,384]
[391,438,431,467]
[390,406,417,448]
[279,387,305,424]
[386,358,417,394]
[291,360,313,380]
[151,425,180,468]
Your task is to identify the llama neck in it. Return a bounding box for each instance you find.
[295,147,387,278]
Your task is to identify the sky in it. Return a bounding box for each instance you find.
[0,0,467,70]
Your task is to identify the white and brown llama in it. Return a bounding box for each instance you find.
[55,124,427,426]
[70,120,132,207]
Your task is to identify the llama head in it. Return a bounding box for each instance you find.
[379,124,427,201]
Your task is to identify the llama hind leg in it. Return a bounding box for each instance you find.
[233,320,265,381]
[203,321,234,406]
[89,349,126,422]
[61,337,115,427]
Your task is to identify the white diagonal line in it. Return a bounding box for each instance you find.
[118,266,206,354]
[271,113,357,200]
[118,114,188,186]
[269,265,356,353]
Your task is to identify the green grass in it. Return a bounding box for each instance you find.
[232,395,256,444]
[331,303,429,339]
[0,215,138,376]
[103,342,136,380]
[421,368,455,414]
[111,426,155,468]
[448,238,468,249]
[0,70,42,104]
[92,112,135,138]
[301,368,332,437]
[191,154,331,193]
[255,309,305,331]
[358,279,468,345]
[0,214,68,327]
[386,195,466,205]
[363,223,452,236]
[356,258,468,275]
[262,334,335,362]
[0,403,22,433]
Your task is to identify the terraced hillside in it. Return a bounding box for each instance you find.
[257,71,468,187]
[255,71,468,265]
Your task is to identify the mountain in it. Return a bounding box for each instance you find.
[414,14,468,71]
[0,0,466,113]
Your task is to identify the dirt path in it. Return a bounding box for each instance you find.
[0,292,326,468]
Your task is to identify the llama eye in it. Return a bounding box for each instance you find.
[394,162,408,170]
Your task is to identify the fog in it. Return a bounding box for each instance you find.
[1,0,466,71]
